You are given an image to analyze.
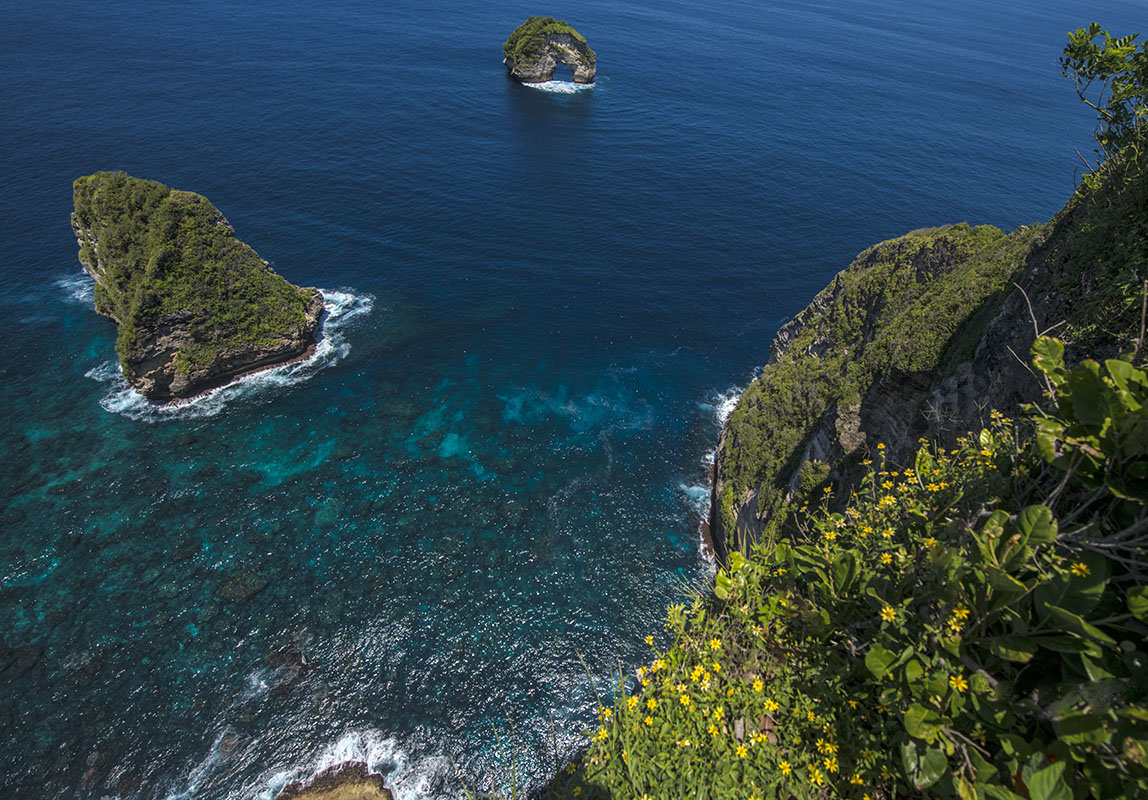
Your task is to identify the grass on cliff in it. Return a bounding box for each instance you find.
[718,222,1041,540]
[503,16,595,65]
[546,340,1148,799]
[73,171,316,373]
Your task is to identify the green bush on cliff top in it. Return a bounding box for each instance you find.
[503,16,595,65]
[549,339,1148,799]
[72,171,316,374]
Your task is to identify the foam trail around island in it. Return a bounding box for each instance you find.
[85,288,374,422]
[525,80,594,94]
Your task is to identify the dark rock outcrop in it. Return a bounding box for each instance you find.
[503,17,596,84]
[71,171,324,402]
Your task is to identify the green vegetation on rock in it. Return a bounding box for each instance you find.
[717,222,1040,542]
[503,16,596,66]
[72,171,322,398]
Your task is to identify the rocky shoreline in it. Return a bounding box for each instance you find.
[71,171,326,403]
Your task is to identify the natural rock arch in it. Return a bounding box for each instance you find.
[502,17,596,84]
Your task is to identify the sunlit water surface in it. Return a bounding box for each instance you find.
[0,0,1142,796]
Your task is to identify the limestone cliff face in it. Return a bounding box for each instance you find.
[710,150,1145,558]
[503,17,596,84]
[72,171,324,402]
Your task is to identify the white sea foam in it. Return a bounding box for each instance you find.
[56,271,95,304]
[524,79,594,94]
[85,289,374,422]
[253,731,452,800]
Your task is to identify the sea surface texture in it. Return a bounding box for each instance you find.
[0,0,1141,797]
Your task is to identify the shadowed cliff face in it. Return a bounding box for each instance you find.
[710,145,1148,558]
[504,32,596,83]
[71,171,324,402]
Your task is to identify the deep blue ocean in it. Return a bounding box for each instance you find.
[1,0,1143,797]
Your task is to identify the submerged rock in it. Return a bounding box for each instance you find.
[275,762,393,800]
[503,17,596,84]
[217,571,270,602]
[71,171,324,402]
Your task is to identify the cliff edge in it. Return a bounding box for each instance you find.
[711,143,1147,557]
[72,171,324,402]
[503,17,596,84]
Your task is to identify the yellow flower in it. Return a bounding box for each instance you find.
[644,715,653,726]
[573,788,582,797]
[627,697,638,710]
[952,606,970,620]
[851,773,863,785]
[779,760,792,776]
[636,666,646,679]
[824,741,838,754]
[809,767,824,786]
[881,605,896,622]
[753,677,764,692]
[598,707,612,719]
[763,698,779,713]
[848,700,857,709]
[877,443,885,450]
[950,674,969,693]
[713,707,724,720]
[882,481,894,489]
[825,530,837,542]
[653,658,665,672]
[645,635,654,645]
[708,724,718,737]
[1071,561,1090,577]
[880,553,893,565]
[565,763,576,774]
[709,638,722,651]
[824,756,838,773]
[806,711,817,722]
[680,694,691,707]
[737,744,748,759]
[923,537,937,547]
[712,661,722,672]
[596,728,608,740]
[646,697,657,710]
[882,528,894,539]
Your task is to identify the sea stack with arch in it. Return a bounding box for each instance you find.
[502,17,596,84]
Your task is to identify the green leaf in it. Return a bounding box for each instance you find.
[904,703,946,740]
[865,643,897,679]
[1056,711,1111,745]
[900,740,948,790]
[1128,586,1148,622]
[1032,337,1066,380]
[831,551,859,594]
[1017,505,1058,545]
[713,572,731,600]
[1045,604,1117,645]
[1027,761,1070,800]
[989,636,1038,663]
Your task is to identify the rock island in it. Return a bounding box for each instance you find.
[72,171,324,402]
[503,16,596,84]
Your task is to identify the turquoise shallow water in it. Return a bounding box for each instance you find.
[1,0,1144,796]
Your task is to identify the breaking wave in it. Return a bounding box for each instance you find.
[524,80,594,94]
[56,272,95,304]
[85,289,374,422]
[253,731,452,800]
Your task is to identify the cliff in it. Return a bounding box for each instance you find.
[71,171,324,402]
[503,17,596,84]
[711,143,1148,557]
